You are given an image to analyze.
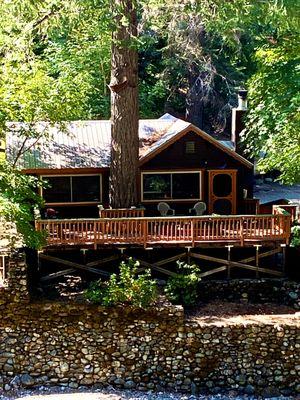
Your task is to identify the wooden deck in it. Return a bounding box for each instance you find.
[35,214,291,249]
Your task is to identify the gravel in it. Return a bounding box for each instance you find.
[0,387,296,400]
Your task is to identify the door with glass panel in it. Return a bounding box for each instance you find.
[208,170,237,214]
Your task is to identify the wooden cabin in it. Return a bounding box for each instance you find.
[6,114,254,218]
[4,112,291,279]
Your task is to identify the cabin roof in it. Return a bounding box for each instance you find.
[5,113,253,170]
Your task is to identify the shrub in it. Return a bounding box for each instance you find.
[164,260,201,306]
[85,257,158,308]
[291,224,300,248]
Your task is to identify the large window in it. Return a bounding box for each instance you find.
[142,171,201,201]
[42,175,102,204]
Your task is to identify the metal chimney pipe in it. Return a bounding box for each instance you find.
[231,89,248,153]
[237,89,248,111]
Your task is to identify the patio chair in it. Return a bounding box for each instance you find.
[157,202,175,216]
[189,201,206,216]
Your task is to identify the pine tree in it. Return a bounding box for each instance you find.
[109,0,139,208]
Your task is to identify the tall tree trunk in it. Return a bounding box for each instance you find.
[109,0,139,208]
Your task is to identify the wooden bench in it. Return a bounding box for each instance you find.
[99,208,145,218]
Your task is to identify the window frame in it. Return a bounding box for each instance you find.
[41,174,102,206]
[141,170,203,202]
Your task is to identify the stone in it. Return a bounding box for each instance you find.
[10,375,21,388]
[124,380,136,389]
[190,382,197,395]
[60,363,69,373]
[289,291,298,300]
[236,374,246,385]
[114,378,125,386]
[203,333,211,339]
[262,386,281,397]
[244,384,255,395]
[20,374,35,387]
[69,382,79,389]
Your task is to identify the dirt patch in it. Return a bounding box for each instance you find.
[186,300,300,326]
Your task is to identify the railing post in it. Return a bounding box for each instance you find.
[191,219,195,247]
[143,219,147,248]
[240,216,244,246]
[285,215,291,244]
[93,220,97,250]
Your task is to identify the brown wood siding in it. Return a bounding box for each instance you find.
[140,131,254,212]
[142,131,242,170]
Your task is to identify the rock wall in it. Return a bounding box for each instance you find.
[0,250,29,305]
[0,302,299,395]
[0,252,299,396]
[197,279,300,309]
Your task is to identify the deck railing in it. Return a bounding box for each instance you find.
[273,204,298,223]
[35,214,291,248]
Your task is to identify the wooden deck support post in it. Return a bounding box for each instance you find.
[185,247,192,264]
[118,247,127,261]
[226,245,234,279]
[254,245,262,278]
[80,248,88,264]
[280,244,287,275]
[37,250,43,274]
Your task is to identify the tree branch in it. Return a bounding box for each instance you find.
[12,137,28,168]
[32,6,62,30]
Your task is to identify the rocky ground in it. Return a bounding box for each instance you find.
[186,300,299,326]
[0,386,296,400]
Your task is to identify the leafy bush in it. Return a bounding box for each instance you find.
[164,261,201,306]
[85,258,158,308]
[0,161,46,249]
[291,224,300,248]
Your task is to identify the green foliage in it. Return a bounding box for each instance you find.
[154,0,300,183]
[165,260,201,306]
[245,39,300,183]
[200,0,300,184]
[0,0,111,246]
[85,258,158,308]
[291,225,300,248]
[141,2,249,130]
[0,161,46,249]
